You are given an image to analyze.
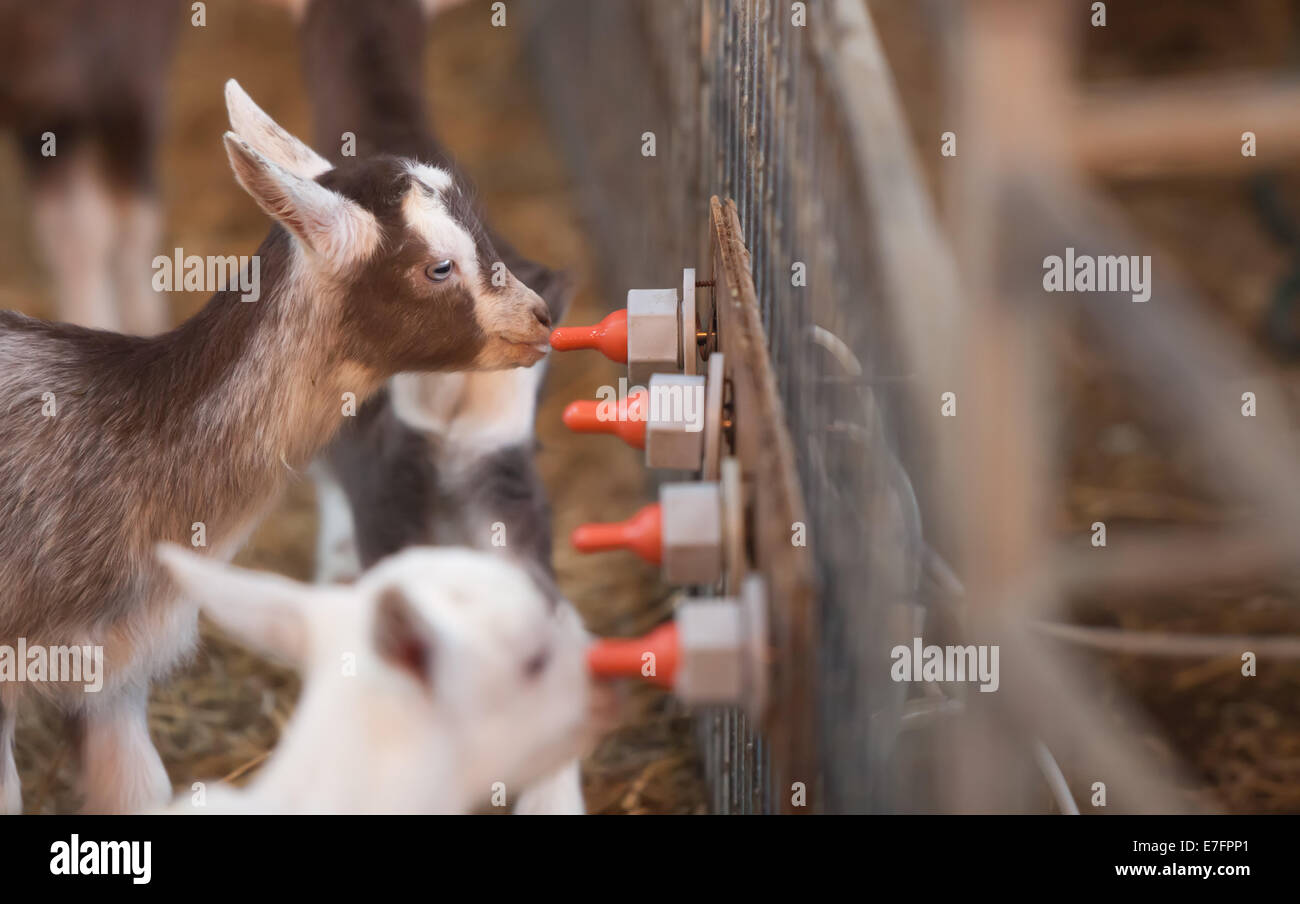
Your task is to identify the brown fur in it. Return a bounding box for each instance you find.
[0,0,182,192]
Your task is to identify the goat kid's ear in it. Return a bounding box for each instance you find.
[373,587,437,692]
[224,132,378,263]
[224,79,331,179]
[156,543,311,667]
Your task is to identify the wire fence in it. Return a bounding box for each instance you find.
[532,0,1300,814]
[530,0,922,813]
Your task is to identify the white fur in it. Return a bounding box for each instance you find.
[514,760,585,815]
[0,686,19,814]
[157,545,594,814]
[112,193,169,335]
[309,461,362,585]
[389,364,543,456]
[405,161,453,194]
[79,689,172,814]
[400,178,479,285]
[224,80,331,180]
[30,150,120,331]
[224,132,380,267]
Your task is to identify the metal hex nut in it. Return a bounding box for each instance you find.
[660,482,723,585]
[645,374,706,470]
[626,288,680,385]
[673,576,768,715]
[675,599,745,704]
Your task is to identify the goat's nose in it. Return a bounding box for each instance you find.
[533,302,552,329]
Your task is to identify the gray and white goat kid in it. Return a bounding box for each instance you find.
[157,545,594,814]
[0,80,551,815]
[297,0,571,589]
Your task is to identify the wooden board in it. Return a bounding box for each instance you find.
[706,196,819,813]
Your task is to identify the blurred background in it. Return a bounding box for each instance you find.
[3,0,1299,813]
[869,0,1300,815]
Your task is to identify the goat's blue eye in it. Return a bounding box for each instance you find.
[427,260,454,281]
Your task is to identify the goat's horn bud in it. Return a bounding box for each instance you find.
[561,390,648,448]
[549,309,629,362]
[571,503,662,564]
[587,622,679,688]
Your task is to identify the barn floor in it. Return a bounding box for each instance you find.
[7,1,705,814]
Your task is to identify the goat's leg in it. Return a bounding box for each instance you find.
[514,760,585,815]
[101,100,170,336]
[112,192,169,335]
[75,688,170,814]
[25,147,122,331]
[309,462,362,584]
[0,687,21,815]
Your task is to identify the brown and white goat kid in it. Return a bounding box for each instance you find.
[0,80,551,815]
[156,544,594,814]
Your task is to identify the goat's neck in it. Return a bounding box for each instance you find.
[160,235,378,485]
[389,366,542,458]
[247,683,474,814]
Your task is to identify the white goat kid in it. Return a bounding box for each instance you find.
[157,545,593,814]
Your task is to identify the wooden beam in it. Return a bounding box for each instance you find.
[1073,76,1300,177]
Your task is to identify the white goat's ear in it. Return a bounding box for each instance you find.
[224,132,378,262]
[156,544,310,666]
[224,79,331,179]
[373,587,437,691]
